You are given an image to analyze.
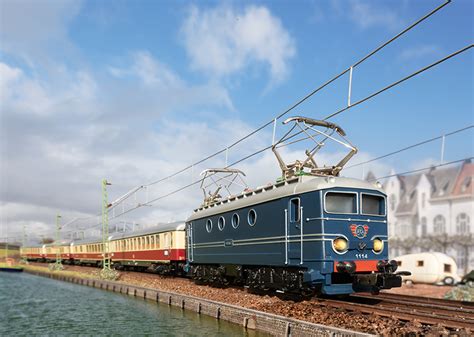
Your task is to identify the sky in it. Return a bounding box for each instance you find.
[0,0,472,241]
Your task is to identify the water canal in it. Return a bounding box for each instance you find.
[0,272,267,336]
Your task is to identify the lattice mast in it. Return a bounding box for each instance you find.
[100,179,119,280]
[102,179,111,270]
[21,224,28,264]
[50,214,63,270]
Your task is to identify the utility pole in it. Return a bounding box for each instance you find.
[100,179,118,280]
[50,214,63,271]
[21,225,28,264]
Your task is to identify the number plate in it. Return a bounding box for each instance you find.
[355,253,368,259]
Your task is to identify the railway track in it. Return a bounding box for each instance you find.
[314,292,474,330]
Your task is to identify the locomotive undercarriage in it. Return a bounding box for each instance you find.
[191,264,317,297]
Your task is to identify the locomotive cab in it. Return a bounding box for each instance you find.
[320,188,402,294]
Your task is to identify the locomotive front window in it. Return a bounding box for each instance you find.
[325,192,357,214]
[361,194,386,216]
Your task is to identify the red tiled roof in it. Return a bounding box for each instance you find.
[451,162,474,196]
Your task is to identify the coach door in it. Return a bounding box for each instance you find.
[286,198,303,264]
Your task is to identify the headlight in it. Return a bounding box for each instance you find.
[333,237,348,253]
[373,238,384,253]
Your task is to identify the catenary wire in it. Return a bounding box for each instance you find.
[31,1,462,236]
[144,0,451,188]
[369,157,473,181]
[108,45,474,216]
[345,124,474,169]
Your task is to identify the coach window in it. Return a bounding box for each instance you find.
[150,236,154,249]
[164,233,170,248]
[232,213,240,229]
[218,216,225,231]
[248,209,257,226]
[361,193,386,216]
[206,219,213,233]
[325,192,357,214]
[289,198,300,222]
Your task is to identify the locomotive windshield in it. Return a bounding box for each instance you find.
[325,192,357,214]
[361,194,386,216]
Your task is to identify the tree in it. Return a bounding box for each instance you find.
[427,233,452,254]
[452,233,474,275]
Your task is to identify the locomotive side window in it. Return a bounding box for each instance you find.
[218,216,225,231]
[361,194,386,216]
[248,209,257,226]
[232,213,240,228]
[206,219,213,233]
[289,198,300,222]
[325,192,357,214]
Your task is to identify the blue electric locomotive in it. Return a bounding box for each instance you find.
[185,117,402,296]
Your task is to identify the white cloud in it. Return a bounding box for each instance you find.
[108,51,184,88]
[399,45,442,61]
[108,50,234,111]
[181,5,296,84]
[0,53,237,239]
[0,63,22,101]
[0,62,97,116]
[0,0,82,64]
[345,0,403,31]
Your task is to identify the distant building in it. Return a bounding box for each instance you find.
[373,160,473,275]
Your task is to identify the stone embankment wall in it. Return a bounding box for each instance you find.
[25,269,371,337]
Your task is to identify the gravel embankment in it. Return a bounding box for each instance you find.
[26,263,467,335]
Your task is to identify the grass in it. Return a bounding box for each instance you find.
[24,264,99,280]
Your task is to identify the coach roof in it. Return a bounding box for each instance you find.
[109,221,186,241]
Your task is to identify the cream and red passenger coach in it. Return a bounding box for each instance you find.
[21,222,186,274]
[108,222,186,273]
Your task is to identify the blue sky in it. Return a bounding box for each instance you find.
[0,0,472,238]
